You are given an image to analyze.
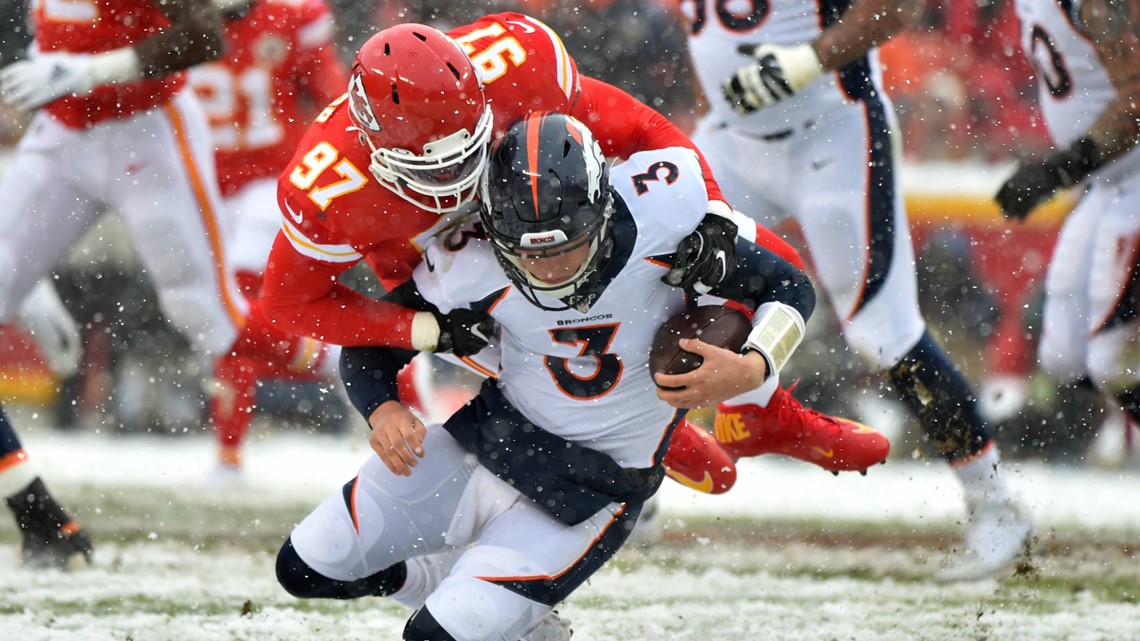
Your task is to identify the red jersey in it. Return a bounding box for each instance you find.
[189,0,348,197]
[33,0,184,128]
[261,12,724,348]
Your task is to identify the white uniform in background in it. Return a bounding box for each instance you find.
[1016,0,1140,389]
[683,0,922,365]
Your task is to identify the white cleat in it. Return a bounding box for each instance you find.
[935,497,1034,583]
[206,461,246,489]
[520,610,572,641]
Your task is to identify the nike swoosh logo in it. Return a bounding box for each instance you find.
[810,157,833,172]
[506,19,536,33]
[665,468,715,494]
[812,447,835,458]
[283,199,304,224]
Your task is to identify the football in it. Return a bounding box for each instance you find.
[649,305,752,389]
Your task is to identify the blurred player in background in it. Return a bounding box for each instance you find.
[0,0,233,567]
[276,111,817,641]
[188,0,348,482]
[683,0,1033,581]
[260,12,884,498]
[995,1,1140,455]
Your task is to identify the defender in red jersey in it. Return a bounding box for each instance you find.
[189,0,348,480]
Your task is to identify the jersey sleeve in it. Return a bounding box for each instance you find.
[571,76,725,205]
[412,233,507,314]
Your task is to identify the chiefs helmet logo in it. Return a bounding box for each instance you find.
[348,71,382,133]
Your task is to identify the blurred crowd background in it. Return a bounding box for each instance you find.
[0,0,1130,467]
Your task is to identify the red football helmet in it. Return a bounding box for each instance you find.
[347,24,493,214]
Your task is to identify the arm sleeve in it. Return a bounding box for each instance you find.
[571,76,725,204]
[337,279,445,419]
[708,237,816,322]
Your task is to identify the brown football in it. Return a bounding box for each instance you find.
[649,305,752,389]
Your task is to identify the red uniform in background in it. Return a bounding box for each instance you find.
[188,0,348,475]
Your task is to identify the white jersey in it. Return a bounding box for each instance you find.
[413,148,709,468]
[680,0,886,135]
[1016,0,1140,182]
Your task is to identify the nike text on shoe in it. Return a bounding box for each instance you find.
[662,418,737,494]
[713,383,890,473]
[935,497,1034,583]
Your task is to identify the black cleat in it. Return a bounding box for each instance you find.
[7,477,94,570]
[20,521,93,570]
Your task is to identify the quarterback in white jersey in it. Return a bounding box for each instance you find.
[275,113,815,641]
[996,1,1140,428]
[683,0,1033,582]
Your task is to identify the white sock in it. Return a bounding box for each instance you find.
[722,374,779,408]
[953,443,1013,506]
[0,454,37,499]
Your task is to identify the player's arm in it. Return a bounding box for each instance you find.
[655,238,816,407]
[0,0,224,111]
[995,0,1140,220]
[340,279,494,475]
[723,0,924,113]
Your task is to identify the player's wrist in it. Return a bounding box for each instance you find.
[89,47,141,89]
[741,302,805,379]
[410,311,441,352]
[779,43,823,91]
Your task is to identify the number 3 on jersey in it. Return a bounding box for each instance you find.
[545,324,623,400]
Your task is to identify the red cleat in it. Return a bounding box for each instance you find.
[713,383,890,473]
[662,418,737,494]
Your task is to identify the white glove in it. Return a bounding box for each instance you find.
[723,43,823,115]
[18,279,82,378]
[0,48,140,111]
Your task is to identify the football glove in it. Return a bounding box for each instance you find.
[995,136,1102,221]
[664,200,739,295]
[724,43,823,115]
[433,308,495,357]
[0,48,139,111]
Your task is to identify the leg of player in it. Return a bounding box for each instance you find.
[0,404,92,570]
[886,332,1033,583]
[208,298,338,486]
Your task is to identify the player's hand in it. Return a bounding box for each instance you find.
[434,308,495,357]
[654,340,767,409]
[367,400,426,476]
[996,137,1102,221]
[994,163,1062,221]
[664,201,739,294]
[0,53,98,111]
[723,43,823,115]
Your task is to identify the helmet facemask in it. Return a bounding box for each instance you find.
[480,112,616,311]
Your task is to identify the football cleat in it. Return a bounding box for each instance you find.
[713,383,890,473]
[662,418,737,494]
[20,520,93,570]
[6,478,93,570]
[935,497,1034,583]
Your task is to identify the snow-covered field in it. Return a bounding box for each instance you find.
[3,418,1140,641]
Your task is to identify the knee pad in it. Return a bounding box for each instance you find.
[404,606,458,641]
[276,537,406,600]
